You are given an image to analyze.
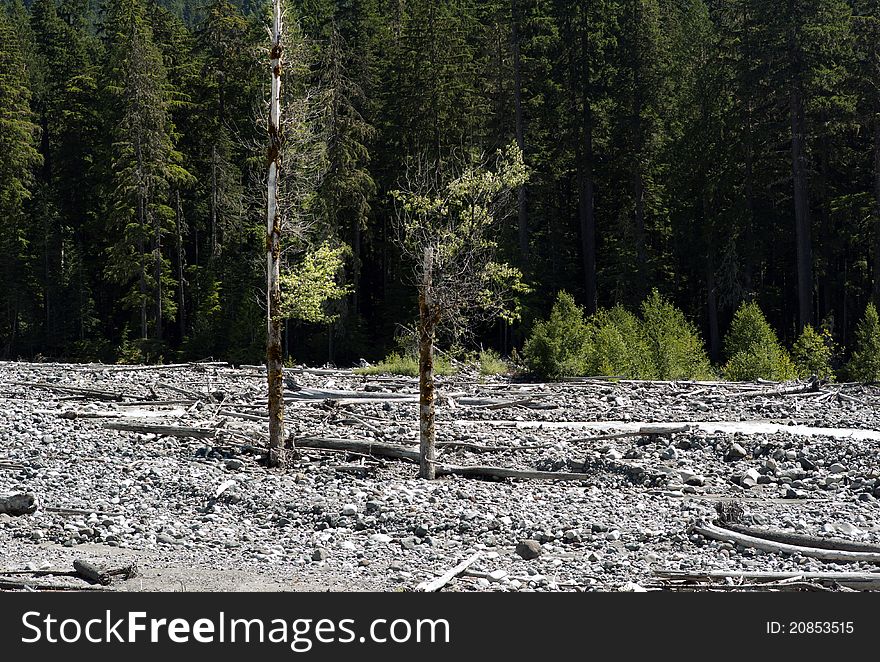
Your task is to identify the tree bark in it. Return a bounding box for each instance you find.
[175,189,186,341]
[418,246,436,479]
[511,0,528,262]
[137,144,148,340]
[791,81,813,330]
[707,250,720,361]
[873,115,880,306]
[266,0,285,467]
[578,26,597,315]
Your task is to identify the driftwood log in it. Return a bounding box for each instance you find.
[102,422,219,439]
[0,493,37,515]
[416,552,481,592]
[653,569,880,591]
[295,437,422,462]
[718,521,880,554]
[73,560,138,586]
[694,522,880,564]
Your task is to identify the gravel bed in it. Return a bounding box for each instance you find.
[2,362,879,592]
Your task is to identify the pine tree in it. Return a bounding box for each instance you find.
[0,4,42,354]
[101,0,185,343]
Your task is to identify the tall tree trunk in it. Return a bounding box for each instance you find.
[266,0,285,467]
[707,249,720,361]
[418,246,436,480]
[154,199,163,342]
[511,0,528,262]
[873,115,880,306]
[211,143,218,258]
[791,83,813,330]
[175,189,186,341]
[578,29,597,315]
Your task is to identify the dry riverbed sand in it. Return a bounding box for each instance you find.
[2,361,880,592]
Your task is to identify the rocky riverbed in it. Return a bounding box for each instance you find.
[2,360,880,592]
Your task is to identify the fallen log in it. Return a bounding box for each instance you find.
[693,522,880,563]
[653,569,880,591]
[102,422,218,439]
[735,378,820,399]
[568,425,692,444]
[293,438,594,481]
[0,493,37,515]
[289,388,418,401]
[15,382,129,401]
[294,437,421,463]
[435,463,594,482]
[718,522,880,554]
[73,560,138,586]
[416,552,481,592]
[0,577,106,591]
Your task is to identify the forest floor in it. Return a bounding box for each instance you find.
[2,360,880,592]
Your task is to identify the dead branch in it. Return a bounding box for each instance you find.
[416,552,481,592]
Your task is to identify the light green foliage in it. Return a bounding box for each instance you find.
[638,290,714,380]
[478,349,508,376]
[722,301,796,381]
[849,303,880,382]
[279,241,352,324]
[584,307,649,378]
[392,142,530,332]
[353,352,456,377]
[525,291,713,380]
[791,324,835,380]
[523,291,590,379]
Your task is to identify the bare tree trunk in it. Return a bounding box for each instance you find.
[873,115,880,306]
[791,83,813,330]
[175,190,186,340]
[266,0,286,467]
[512,0,528,262]
[211,144,218,259]
[154,197,163,342]
[418,246,436,480]
[578,25,597,315]
[707,250,720,361]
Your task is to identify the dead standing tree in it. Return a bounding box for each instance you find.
[266,0,284,466]
[262,9,329,467]
[392,143,529,479]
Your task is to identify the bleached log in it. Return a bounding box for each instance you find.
[653,569,880,591]
[416,552,481,592]
[295,437,422,462]
[718,522,880,554]
[15,382,129,401]
[694,522,880,563]
[102,422,218,439]
[435,463,593,482]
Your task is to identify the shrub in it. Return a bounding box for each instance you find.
[849,303,880,382]
[584,306,649,378]
[722,302,795,381]
[638,290,714,380]
[478,349,508,376]
[791,324,834,380]
[354,352,456,377]
[522,291,590,379]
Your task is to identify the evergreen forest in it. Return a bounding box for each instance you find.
[2,0,880,374]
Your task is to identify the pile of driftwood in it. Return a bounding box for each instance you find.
[649,511,880,592]
[0,560,138,592]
